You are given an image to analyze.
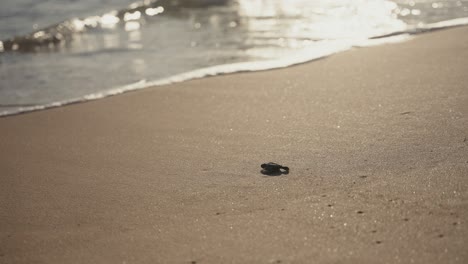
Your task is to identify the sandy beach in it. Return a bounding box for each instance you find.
[1,26,467,263]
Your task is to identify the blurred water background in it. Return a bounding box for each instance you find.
[1,0,468,115]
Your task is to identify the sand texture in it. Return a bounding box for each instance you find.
[1,27,468,263]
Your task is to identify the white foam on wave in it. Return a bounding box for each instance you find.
[1,17,467,117]
[419,17,468,31]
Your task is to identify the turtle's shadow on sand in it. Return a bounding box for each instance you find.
[260,169,289,176]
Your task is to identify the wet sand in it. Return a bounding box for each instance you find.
[1,27,467,263]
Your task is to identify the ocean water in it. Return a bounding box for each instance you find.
[1,0,468,116]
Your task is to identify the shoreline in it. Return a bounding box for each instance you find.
[1,26,467,263]
[4,17,468,118]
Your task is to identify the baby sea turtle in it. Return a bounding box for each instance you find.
[261,162,289,175]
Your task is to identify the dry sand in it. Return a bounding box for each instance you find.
[1,27,467,264]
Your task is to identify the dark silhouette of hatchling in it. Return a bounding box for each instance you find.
[261,162,289,175]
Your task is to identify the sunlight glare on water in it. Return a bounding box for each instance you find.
[238,0,406,40]
[235,0,406,58]
[1,0,468,115]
